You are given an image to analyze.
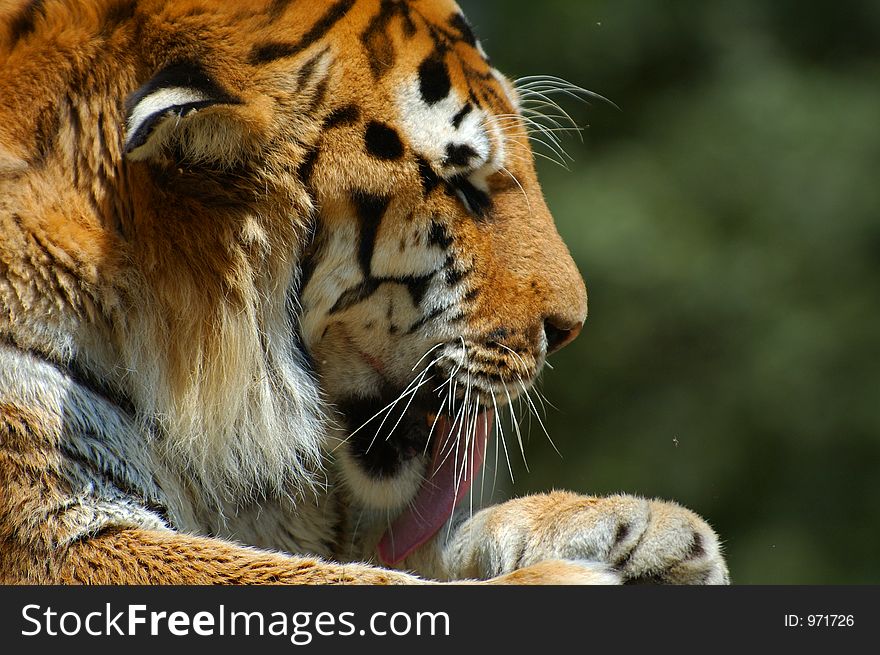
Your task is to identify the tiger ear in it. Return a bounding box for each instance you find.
[124,61,247,164]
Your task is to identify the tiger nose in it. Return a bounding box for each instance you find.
[543,316,584,356]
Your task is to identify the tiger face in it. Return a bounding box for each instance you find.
[1,0,585,564]
[282,0,588,561]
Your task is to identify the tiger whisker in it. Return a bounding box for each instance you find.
[490,111,576,136]
[422,393,448,457]
[446,397,466,518]
[382,370,436,443]
[502,378,529,472]
[530,149,571,169]
[518,378,561,458]
[411,341,446,372]
[509,101,581,145]
[533,379,559,413]
[514,74,618,110]
[433,382,468,472]
[343,356,436,440]
[468,393,482,518]
[529,375,550,418]
[492,341,533,379]
[519,108,586,141]
[365,367,435,454]
[455,394,472,512]
[490,389,511,487]
[503,114,570,153]
[479,405,490,506]
[499,165,531,213]
[454,351,474,493]
[443,398,468,542]
[482,114,573,168]
[491,119,583,143]
[513,92,582,138]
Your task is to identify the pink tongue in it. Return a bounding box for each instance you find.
[378,410,493,566]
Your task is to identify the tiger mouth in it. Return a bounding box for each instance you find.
[338,388,494,565]
[339,390,439,480]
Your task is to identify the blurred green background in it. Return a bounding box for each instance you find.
[459,0,880,583]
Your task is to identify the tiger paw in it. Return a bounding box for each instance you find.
[444,491,729,585]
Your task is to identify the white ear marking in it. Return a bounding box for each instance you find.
[123,60,241,161]
[124,87,215,158]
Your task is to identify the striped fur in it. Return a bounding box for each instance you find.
[0,0,727,584]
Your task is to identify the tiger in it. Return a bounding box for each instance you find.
[0,0,729,584]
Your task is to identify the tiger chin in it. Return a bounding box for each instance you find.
[0,0,728,585]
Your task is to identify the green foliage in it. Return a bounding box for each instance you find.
[459,0,880,583]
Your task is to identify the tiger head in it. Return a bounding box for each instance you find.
[0,0,586,562]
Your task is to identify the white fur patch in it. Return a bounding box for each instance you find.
[369,228,447,280]
[300,220,363,344]
[0,345,170,544]
[337,440,426,511]
[395,76,491,176]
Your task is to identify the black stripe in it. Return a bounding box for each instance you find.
[307,76,330,113]
[352,192,390,277]
[443,143,479,168]
[416,156,440,196]
[451,102,473,129]
[32,108,59,165]
[296,146,319,183]
[406,305,450,335]
[484,327,511,341]
[449,13,478,47]
[615,510,650,571]
[8,0,44,45]
[418,55,452,105]
[267,0,297,21]
[283,284,318,377]
[322,104,361,129]
[427,221,453,249]
[483,341,527,356]
[328,273,435,316]
[329,279,382,315]
[100,0,138,36]
[125,61,241,153]
[364,121,404,161]
[446,175,493,219]
[249,42,299,66]
[445,266,468,287]
[249,0,356,64]
[402,275,432,306]
[360,0,403,78]
[294,216,321,298]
